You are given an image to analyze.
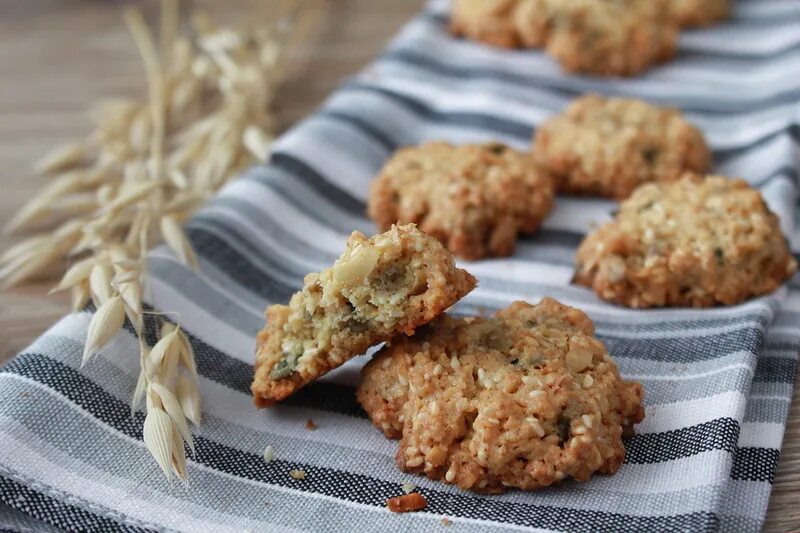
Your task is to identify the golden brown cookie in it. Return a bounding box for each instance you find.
[574,174,797,308]
[534,94,712,200]
[368,142,554,260]
[451,0,678,76]
[358,298,645,493]
[450,0,521,48]
[671,0,730,27]
[252,224,477,407]
[544,0,677,76]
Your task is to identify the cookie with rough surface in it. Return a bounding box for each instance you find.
[252,224,477,407]
[534,94,712,199]
[574,174,797,308]
[368,142,554,260]
[671,0,730,27]
[451,0,677,76]
[450,0,521,48]
[543,0,677,76]
[358,298,644,493]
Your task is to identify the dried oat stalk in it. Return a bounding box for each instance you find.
[1,0,318,480]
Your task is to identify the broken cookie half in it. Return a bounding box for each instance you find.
[251,224,478,407]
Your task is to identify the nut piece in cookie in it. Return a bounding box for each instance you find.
[574,174,797,308]
[358,298,644,493]
[671,0,730,28]
[251,224,477,407]
[368,142,554,260]
[534,94,711,200]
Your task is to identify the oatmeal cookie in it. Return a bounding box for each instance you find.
[450,0,522,48]
[574,174,797,308]
[252,224,477,407]
[368,142,554,260]
[358,298,644,493]
[534,94,712,199]
[452,0,677,76]
[543,0,677,76]
[671,0,730,27]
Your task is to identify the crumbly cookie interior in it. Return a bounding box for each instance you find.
[252,224,477,406]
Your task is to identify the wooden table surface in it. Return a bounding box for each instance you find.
[0,1,798,531]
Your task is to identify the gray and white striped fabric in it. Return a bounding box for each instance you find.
[2,0,800,531]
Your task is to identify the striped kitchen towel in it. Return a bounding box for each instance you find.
[2,0,800,531]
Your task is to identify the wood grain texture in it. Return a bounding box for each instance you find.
[0,1,797,531]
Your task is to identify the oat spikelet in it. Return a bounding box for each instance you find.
[149,382,195,455]
[132,368,148,414]
[148,329,180,374]
[51,257,96,294]
[1,0,320,482]
[176,328,198,378]
[89,262,114,305]
[143,407,179,481]
[177,374,202,426]
[35,142,88,175]
[242,126,273,162]
[82,295,125,366]
[160,215,198,269]
[71,281,91,312]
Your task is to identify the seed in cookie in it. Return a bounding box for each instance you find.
[357,298,644,493]
[533,94,712,200]
[368,142,554,260]
[573,174,797,308]
[670,0,730,28]
[251,224,477,407]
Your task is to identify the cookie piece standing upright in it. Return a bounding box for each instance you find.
[368,142,554,260]
[534,94,712,200]
[358,298,644,494]
[671,0,730,27]
[251,224,477,407]
[574,174,797,308]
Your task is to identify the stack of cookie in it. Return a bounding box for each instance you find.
[450,0,730,75]
[252,224,645,494]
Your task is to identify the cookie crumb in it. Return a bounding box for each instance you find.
[289,469,307,480]
[305,419,317,430]
[263,445,275,464]
[441,518,452,526]
[387,493,427,513]
[401,482,416,494]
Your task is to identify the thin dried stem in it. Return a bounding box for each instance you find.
[0,0,318,482]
